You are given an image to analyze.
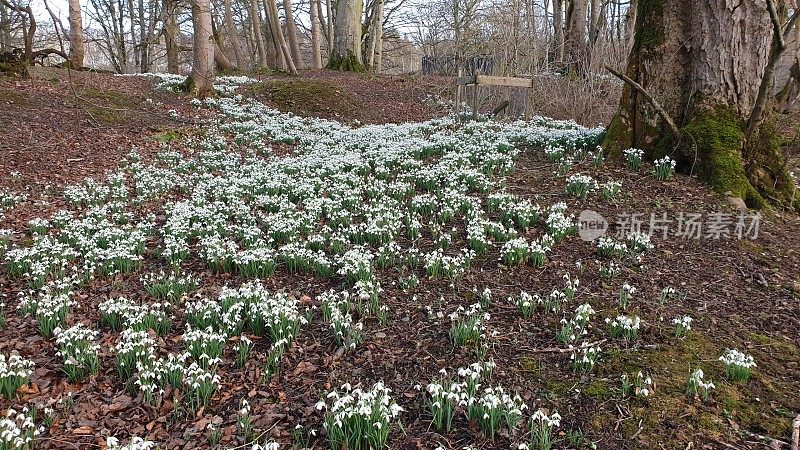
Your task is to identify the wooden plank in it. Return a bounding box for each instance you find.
[475,75,533,88]
[455,75,477,85]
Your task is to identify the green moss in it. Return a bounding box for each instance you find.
[681,108,766,208]
[251,78,362,119]
[635,0,665,52]
[249,67,275,76]
[327,50,365,72]
[738,240,765,255]
[717,386,792,437]
[583,379,613,400]
[746,121,800,211]
[518,356,541,373]
[600,331,799,445]
[0,61,28,78]
[0,89,25,104]
[601,113,631,156]
[543,378,569,396]
[151,129,182,143]
[748,333,799,357]
[80,88,135,126]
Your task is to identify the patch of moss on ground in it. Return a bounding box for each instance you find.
[150,129,183,143]
[583,379,613,400]
[518,356,541,373]
[593,332,799,447]
[252,78,362,119]
[0,89,26,105]
[738,240,765,255]
[79,88,135,125]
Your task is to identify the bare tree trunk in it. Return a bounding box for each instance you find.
[605,0,797,209]
[137,0,148,72]
[261,0,280,68]
[310,0,323,68]
[250,0,268,67]
[191,0,215,96]
[282,0,303,67]
[326,0,333,51]
[265,0,298,73]
[224,0,246,69]
[328,0,363,71]
[566,0,588,73]
[22,3,34,64]
[0,0,39,65]
[589,0,600,44]
[0,2,8,51]
[68,0,84,68]
[164,0,180,73]
[775,25,800,110]
[553,0,564,65]
[367,0,382,71]
[374,0,383,72]
[214,41,235,69]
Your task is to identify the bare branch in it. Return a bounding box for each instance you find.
[766,0,784,50]
[605,65,682,140]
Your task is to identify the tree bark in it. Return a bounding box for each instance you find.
[589,0,601,45]
[224,0,246,69]
[68,0,84,68]
[0,0,39,65]
[282,0,303,67]
[325,0,333,51]
[367,0,382,71]
[164,0,180,73]
[604,0,798,209]
[374,0,383,73]
[565,0,588,73]
[191,0,215,97]
[310,0,323,68]
[552,0,564,65]
[214,41,235,70]
[0,2,8,52]
[137,0,148,72]
[249,0,268,67]
[327,0,364,71]
[264,0,298,73]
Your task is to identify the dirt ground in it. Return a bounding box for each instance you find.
[0,68,799,450]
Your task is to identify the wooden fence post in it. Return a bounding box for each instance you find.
[472,82,479,121]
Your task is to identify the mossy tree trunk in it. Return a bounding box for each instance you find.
[604,0,798,209]
[327,0,364,72]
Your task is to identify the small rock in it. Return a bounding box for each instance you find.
[787,281,800,294]
[727,196,747,210]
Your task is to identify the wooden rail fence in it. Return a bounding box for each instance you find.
[454,74,535,121]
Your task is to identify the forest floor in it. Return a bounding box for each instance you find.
[0,68,799,450]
